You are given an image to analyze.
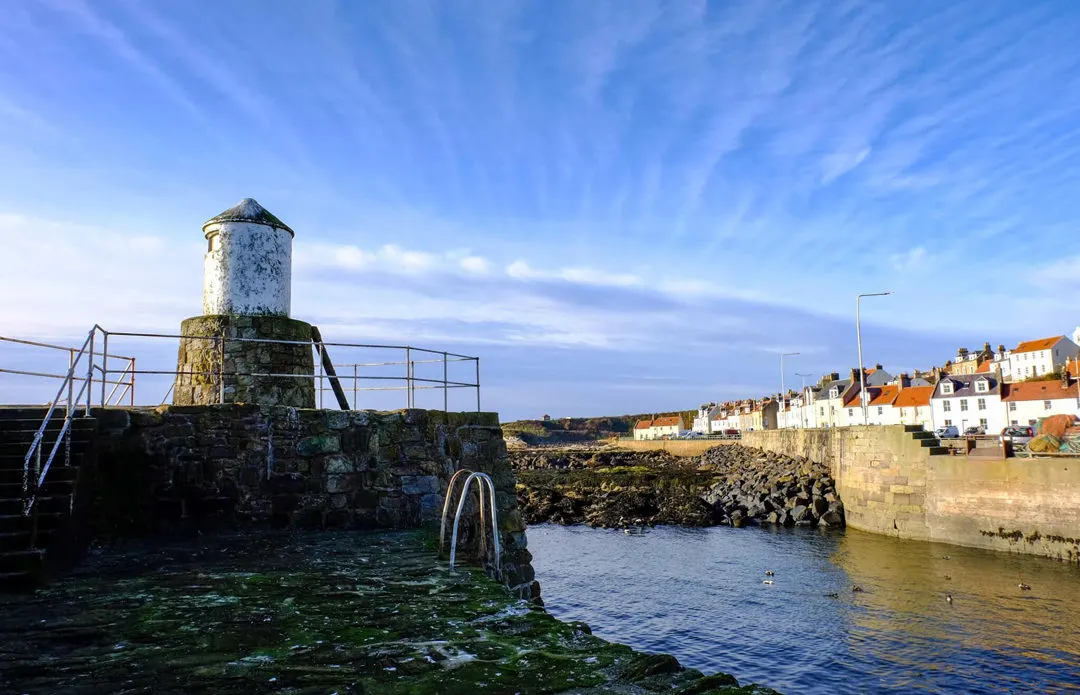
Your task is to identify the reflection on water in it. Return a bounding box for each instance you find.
[528,524,1080,694]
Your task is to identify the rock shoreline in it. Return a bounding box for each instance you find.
[513,445,845,530]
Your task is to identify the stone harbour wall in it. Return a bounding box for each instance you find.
[173,315,316,408]
[87,404,538,598]
[744,426,1080,563]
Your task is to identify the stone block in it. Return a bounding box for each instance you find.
[401,475,439,495]
[297,433,340,456]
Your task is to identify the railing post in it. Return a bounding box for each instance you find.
[475,357,481,412]
[218,331,226,404]
[352,363,358,410]
[100,330,109,407]
[443,352,448,412]
[85,330,94,416]
[130,357,136,406]
[405,347,412,409]
[67,349,74,415]
[317,342,325,409]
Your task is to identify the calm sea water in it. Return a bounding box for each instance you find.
[528,524,1080,694]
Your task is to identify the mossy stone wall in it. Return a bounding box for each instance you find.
[174,314,315,408]
[87,405,539,599]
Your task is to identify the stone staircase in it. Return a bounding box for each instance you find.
[905,424,950,455]
[0,408,97,590]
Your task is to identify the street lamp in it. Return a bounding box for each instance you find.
[795,372,813,428]
[857,291,893,425]
[780,352,800,428]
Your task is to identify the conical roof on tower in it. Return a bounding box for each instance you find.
[203,198,294,237]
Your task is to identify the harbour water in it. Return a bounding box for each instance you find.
[529,524,1080,694]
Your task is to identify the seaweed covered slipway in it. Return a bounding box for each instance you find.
[0,530,777,695]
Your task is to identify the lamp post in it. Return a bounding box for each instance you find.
[795,372,813,428]
[857,291,893,425]
[780,352,800,428]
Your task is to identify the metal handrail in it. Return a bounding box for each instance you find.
[439,469,500,578]
[21,327,95,515]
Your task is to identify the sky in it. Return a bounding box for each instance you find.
[2,0,1080,420]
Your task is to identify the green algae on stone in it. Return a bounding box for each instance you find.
[0,530,771,695]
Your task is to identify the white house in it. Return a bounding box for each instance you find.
[864,384,902,426]
[633,419,653,440]
[814,376,854,428]
[692,404,721,433]
[1002,336,1078,382]
[892,384,935,430]
[930,374,1006,434]
[1001,380,1079,427]
[650,415,685,438]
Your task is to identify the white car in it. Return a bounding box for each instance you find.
[934,426,960,439]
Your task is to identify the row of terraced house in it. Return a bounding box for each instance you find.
[692,333,1080,435]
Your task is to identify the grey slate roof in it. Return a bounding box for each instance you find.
[933,373,1001,399]
[203,198,295,236]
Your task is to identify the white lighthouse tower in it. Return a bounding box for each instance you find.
[173,198,315,408]
[202,198,294,317]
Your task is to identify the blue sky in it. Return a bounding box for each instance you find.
[2,0,1080,419]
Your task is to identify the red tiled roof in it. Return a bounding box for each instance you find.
[976,360,991,373]
[868,384,899,407]
[1013,336,1064,354]
[892,386,933,408]
[634,419,652,430]
[1002,381,1077,402]
[652,416,683,427]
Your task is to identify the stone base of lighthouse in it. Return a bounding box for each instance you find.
[173,315,316,408]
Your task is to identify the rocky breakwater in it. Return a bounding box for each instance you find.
[513,449,717,527]
[512,445,845,530]
[700,446,845,529]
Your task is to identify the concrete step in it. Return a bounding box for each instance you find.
[0,571,38,591]
[903,425,925,433]
[0,548,46,574]
[0,529,52,552]
[0,409,52,422]
[0,496,68,516]
[926,446,950,456]
[919,438,943,448]
[0,480,75,499]
[910,431,935,440]
[0,465,78,485]
[0,513,64,534]
[0,441,93,459]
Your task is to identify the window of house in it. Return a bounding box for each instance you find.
[977,398,986,410]
[943,401,952,412]
[975,380,988,393]
[944,419,952,426]
[848,408,853,417]
[942,382,954,395]
[1009,402,1017,411]
[980,418,988,427]
[1011,420,1018,425]
[830,388,839,399]
[1044,400,1052,410]
[877,406,883,415]
[960,399,968,411]
[1039,365,1046,374]
[820,407,824,416]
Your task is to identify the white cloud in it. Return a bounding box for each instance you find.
[820,147,871,184]
[889,246,927,271]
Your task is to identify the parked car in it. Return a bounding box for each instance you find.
[963,426,985,436]
[682,431,702,439]
[723,429,741,440]
[999,425,1035,446]
[934,426,960,439]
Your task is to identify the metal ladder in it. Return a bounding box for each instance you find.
[439,469,500,578]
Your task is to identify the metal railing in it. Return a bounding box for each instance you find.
[0,334,135,407]
[3,325,481,412]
